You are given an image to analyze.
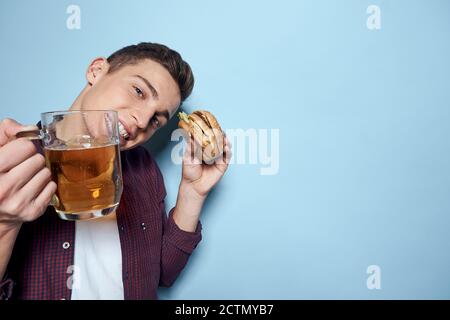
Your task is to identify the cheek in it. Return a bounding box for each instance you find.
[134,128,155,147]
[85,82,133,110]
[139,128,154,143]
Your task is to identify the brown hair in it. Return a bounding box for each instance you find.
[107,42,194,103]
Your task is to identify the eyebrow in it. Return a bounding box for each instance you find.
[133,74,159,99]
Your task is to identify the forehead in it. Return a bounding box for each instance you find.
[112,59,181,117]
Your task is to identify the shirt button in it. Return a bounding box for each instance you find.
[62,242,70,250]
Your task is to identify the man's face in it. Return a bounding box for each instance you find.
[79,58,181,150]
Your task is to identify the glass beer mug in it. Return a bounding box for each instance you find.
[16,110,123,221]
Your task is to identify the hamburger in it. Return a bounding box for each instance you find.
[177,110,225,164]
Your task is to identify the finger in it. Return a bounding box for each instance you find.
[224,144,232,164]
[224,136,232,149]
[6,153,46,191]
[209,134,231,166]
[28,181,57,218]
[33,181,57,208]
[16,167,52,203]
[0,118,36,146]
[182,134,194,163]
[182,134,192,161]
[0,139,38,172]
[215,143,232,166]
[183,135,202,165]
[222,138,232,162]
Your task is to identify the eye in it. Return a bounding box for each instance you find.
[151,116,161,129]
[133,86,145,99]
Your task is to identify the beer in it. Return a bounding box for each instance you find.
[45,143,123,219]
[13,110,124,220]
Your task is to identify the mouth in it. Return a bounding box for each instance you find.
[118,121,130,140]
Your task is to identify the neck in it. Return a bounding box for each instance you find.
[54,85,90,141]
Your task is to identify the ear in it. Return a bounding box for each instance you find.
[86,57,110,85]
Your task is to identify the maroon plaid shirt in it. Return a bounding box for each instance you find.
[0,146,202,300]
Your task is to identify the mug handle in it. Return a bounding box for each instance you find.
[14,126,44,141]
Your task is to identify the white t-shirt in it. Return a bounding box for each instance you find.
[70,212,124,300]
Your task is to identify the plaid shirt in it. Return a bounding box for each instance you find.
[0,146,202,300]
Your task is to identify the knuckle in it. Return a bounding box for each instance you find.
[0,118,14,128]
[27,203,47,221]
[34,153,46,168]
[22,210,39,222]
[21,139,37,155]
[21,210,36,222]
[6,200,24,216]
[0,180,12,203]
[41,167,52,180]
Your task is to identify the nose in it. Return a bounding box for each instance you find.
[131,108,154,130]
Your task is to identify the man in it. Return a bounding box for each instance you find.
[0,42,231,300]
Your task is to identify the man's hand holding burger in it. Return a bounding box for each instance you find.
[172,110,232,232]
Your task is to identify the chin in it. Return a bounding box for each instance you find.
[119,138,146,151]
[120,143,136,151]
[119,132,151,151]
[119,141,135,151]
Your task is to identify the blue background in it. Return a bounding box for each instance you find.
[1,0,449,299]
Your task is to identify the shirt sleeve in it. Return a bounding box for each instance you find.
[159,204,202,287]
[149,151,203,287]
[164,206,202,254]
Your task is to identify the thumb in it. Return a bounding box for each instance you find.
[182,133,202,165]
[0,118,37,146]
